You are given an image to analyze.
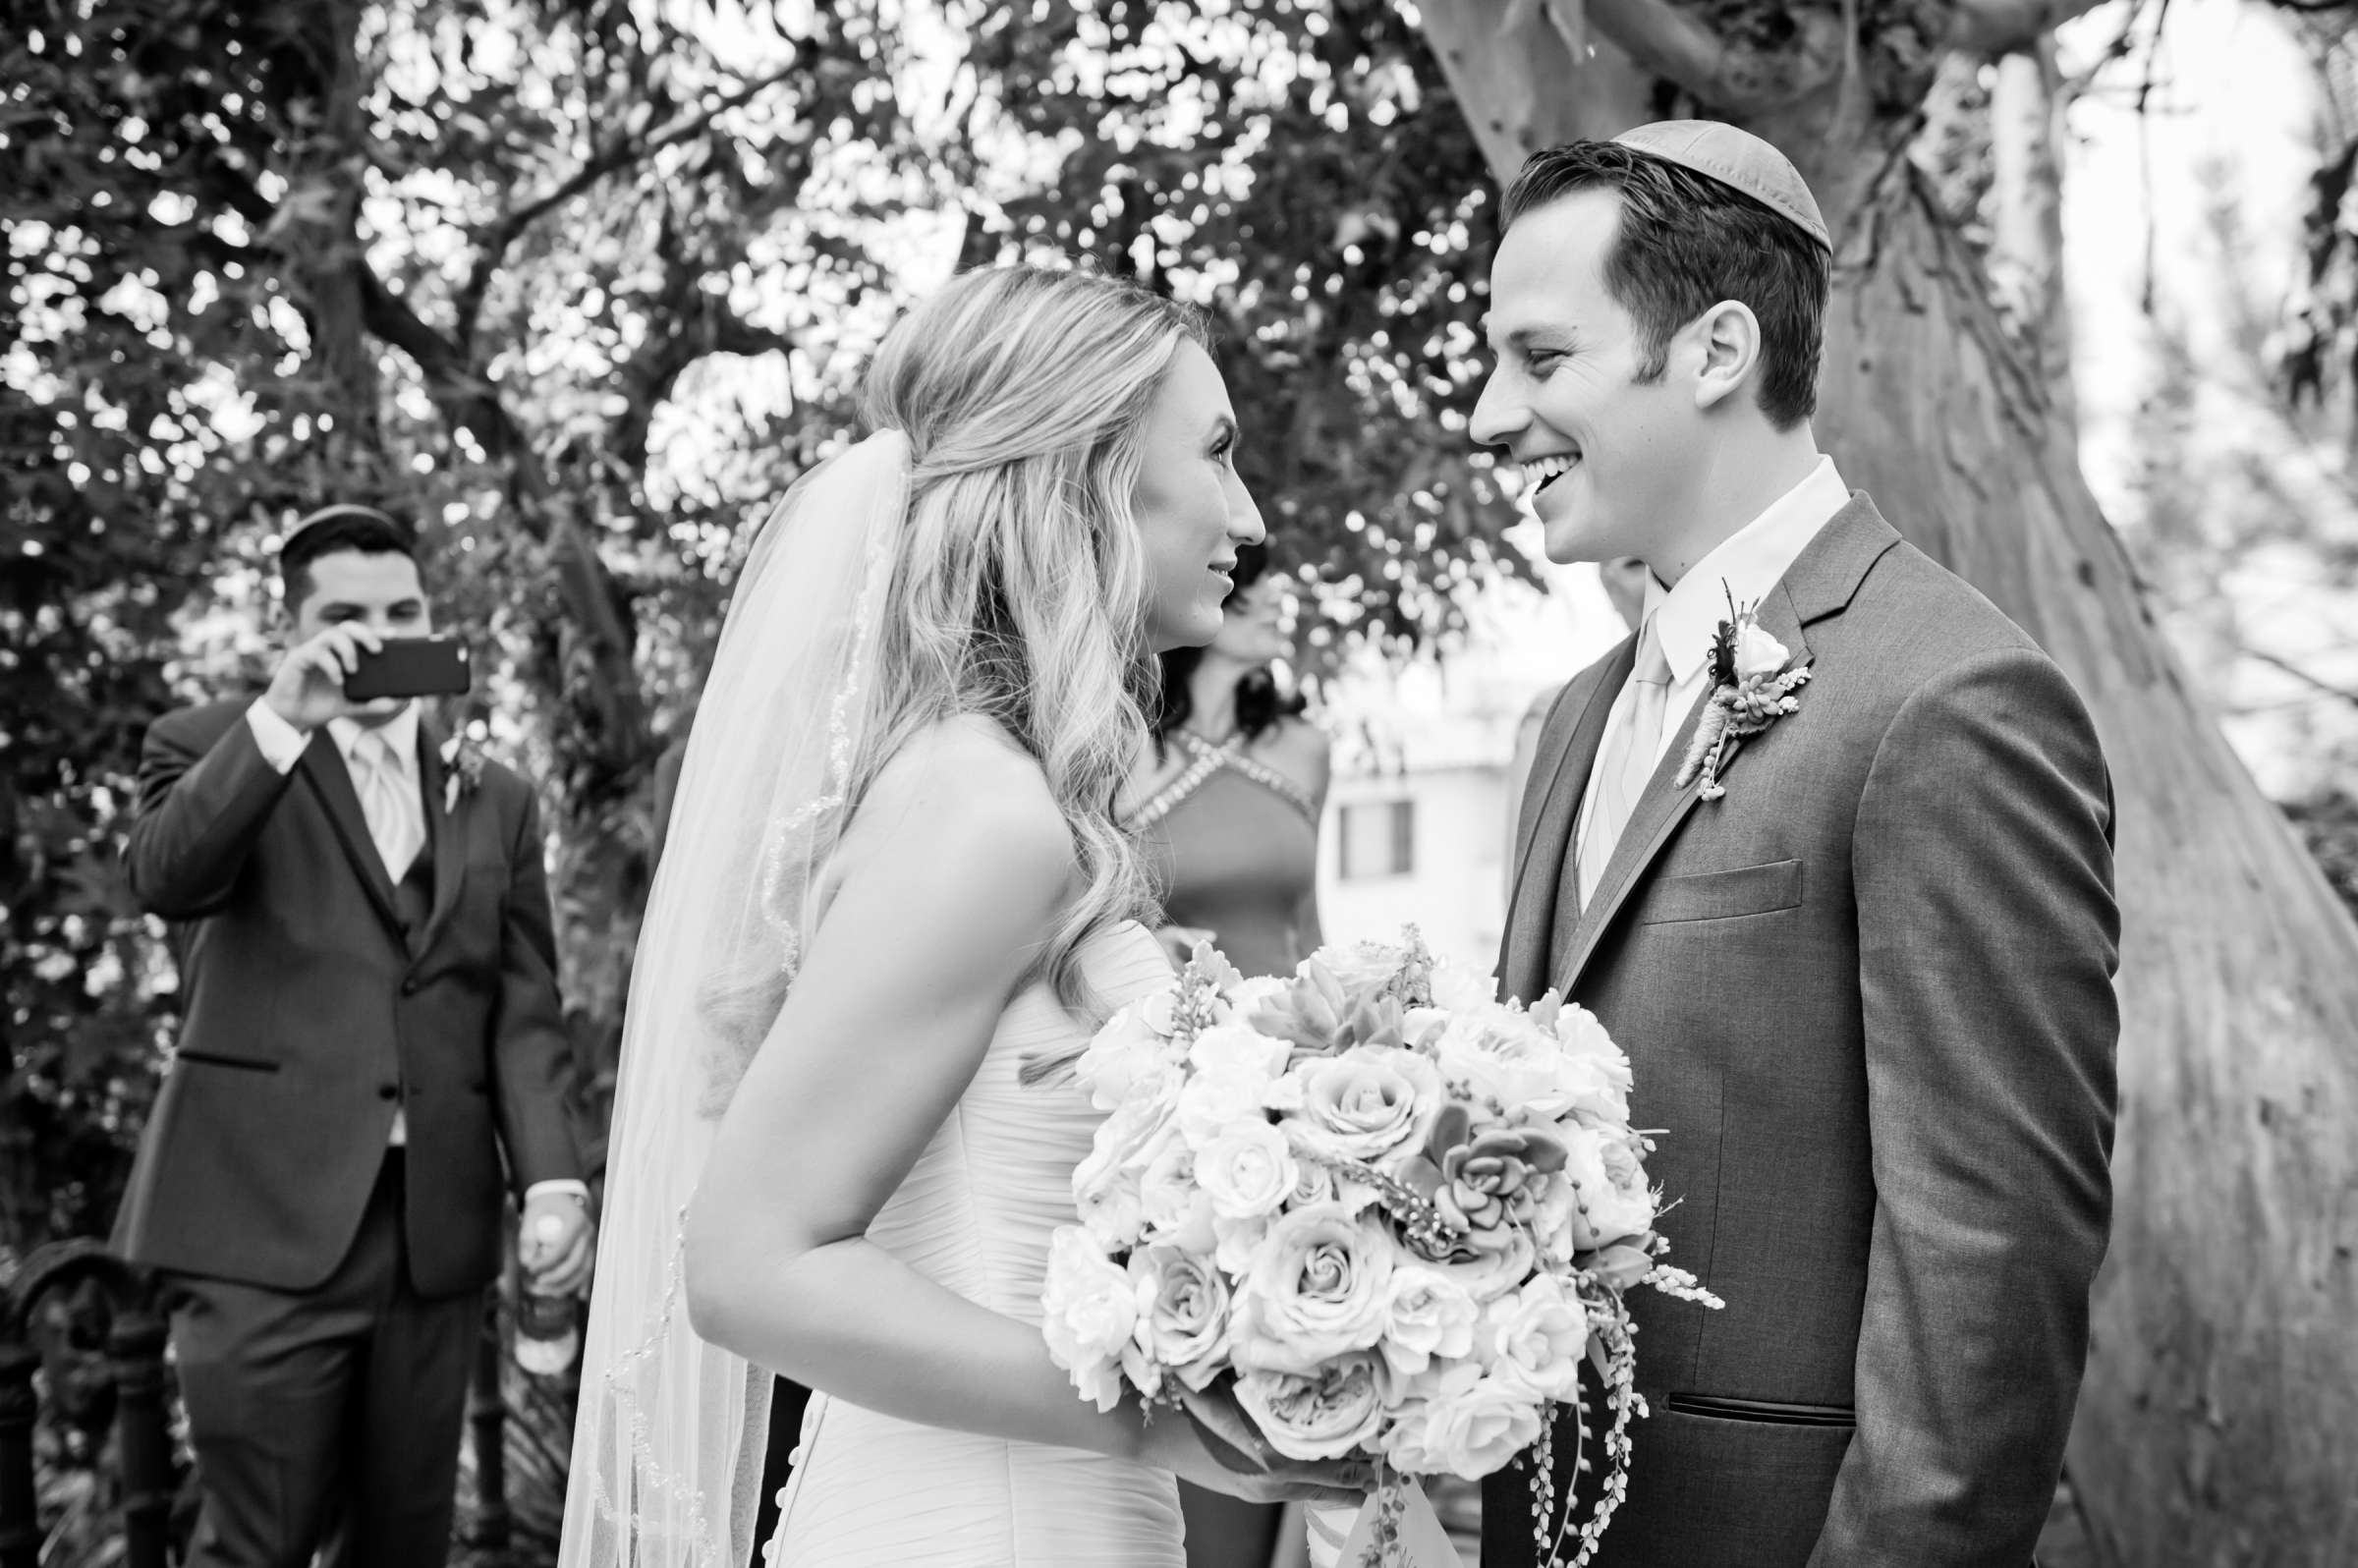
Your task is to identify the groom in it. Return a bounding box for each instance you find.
[1477,126,2119,1565]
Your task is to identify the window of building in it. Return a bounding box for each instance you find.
[1338,799,1415,879]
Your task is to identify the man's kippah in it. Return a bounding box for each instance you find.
[275,504,409,558]
[1611,120,1832,252]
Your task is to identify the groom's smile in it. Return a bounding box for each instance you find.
[1521,451,1581,493]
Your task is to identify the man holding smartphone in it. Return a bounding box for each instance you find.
[113,505,594,1568]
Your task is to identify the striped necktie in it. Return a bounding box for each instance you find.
[354,728,424,880]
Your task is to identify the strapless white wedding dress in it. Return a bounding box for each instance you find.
[765,921,1186,1567]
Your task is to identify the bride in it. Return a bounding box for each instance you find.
[557,265,1368,1568]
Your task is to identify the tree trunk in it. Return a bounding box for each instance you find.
[1417,4,2358,1561]
[295,0,380,453]
[1987,39,2075,429]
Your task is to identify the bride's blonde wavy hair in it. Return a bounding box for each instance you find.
[848,264,1209,1014]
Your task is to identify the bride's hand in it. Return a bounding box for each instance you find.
[1134,1385,1376,1507]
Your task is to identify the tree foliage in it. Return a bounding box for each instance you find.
[951,0,1510,646]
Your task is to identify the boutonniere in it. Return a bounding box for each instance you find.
[1674,588,1813,801]
[440,732,487,814]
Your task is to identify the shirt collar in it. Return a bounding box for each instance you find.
[1650,456,1849,687]
[328,703,421,771]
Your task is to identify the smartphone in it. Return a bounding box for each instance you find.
[344,637,473,701]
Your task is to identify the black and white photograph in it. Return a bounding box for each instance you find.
[6,1,2356,1566]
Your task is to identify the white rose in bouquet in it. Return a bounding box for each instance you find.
[1189,1019,1292,1082]
[1076,994,1184,1110]
[1380,1360,1544,1481]
[1432,1013,1581,1123]
[1073,1092,1180,1250]
[1123,1244,1233,1396]
[1040,1228,1137,1413]
[1273,1044,1442,1165]
[1540,997,1635,1122]
[1230,1202,1393,1374]
[1193,1118,1297,1222]
[1486,1273,1588,1401]
[1559,1125,1657,1252]
[1177,1024,1287,1145]
[1424,953,1499,1017]
[1316,940,1411,997]
[1234,1352,1391,1461]
[1379,1263,1481,1378]
[1137,1137,1216,1256]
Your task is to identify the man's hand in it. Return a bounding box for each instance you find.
[261,623,390,733]
[519,1190,595,1297]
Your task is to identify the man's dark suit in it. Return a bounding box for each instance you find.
[114,699,584,1568]
[1482,497,2119,1567]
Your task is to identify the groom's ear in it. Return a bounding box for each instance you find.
[1689,301,1763,414]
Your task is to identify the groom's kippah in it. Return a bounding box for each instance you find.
[1612,121,1832,252]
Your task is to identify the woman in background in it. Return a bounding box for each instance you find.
[1128,543,1328,980]
[1122,541,1329,1567]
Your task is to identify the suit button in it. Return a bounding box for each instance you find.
[378,1083,398,1100]
[401,978,421,996]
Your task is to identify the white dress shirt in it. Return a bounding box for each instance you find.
[1572,457,1852,874]
[245,699,587,1205]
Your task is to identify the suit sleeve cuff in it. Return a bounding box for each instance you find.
[244,699,310,773]
[524,1179,591,1205]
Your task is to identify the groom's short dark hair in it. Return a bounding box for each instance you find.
[1500,141,1828,429]
[276,505,421,609]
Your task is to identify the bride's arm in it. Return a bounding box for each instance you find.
[683,721,1145,1457]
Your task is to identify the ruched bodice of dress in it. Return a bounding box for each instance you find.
[766,921,1184,1567]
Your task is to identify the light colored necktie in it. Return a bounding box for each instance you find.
[1577,619,1672,907]
[354,729,424,880]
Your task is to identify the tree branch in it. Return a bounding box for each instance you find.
[1579,0,1844,113]
[2245,644,2358,707]
[453,54,808,350]
[1948,0,2122,59]
[349,257,650,771]
[354,265,539,489]
[1579,0,1729,99]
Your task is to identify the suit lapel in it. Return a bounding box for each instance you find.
[1500,640,1632,1002]
[298,734,404,934]
[417,721,469,958]
[1554,494,1902,995]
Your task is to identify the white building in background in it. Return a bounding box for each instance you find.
[1320,716,1518,967]
[1308,560,1631,968]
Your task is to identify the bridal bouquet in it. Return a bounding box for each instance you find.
[1040,930,1717,1568]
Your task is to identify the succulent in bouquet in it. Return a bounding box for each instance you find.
[1041,930,1720,1568]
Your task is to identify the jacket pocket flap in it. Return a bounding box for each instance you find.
[1634,859,1804,924]
[1664,1393,1854,1428]
[172,1047,282,1074]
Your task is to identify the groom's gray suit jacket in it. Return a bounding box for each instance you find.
[1480,496,2119,1568]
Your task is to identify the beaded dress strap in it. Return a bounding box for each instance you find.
[1124,730,1318,832]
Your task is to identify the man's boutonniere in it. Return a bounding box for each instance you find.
[440,732,487,814]
[1674,588,1813,802]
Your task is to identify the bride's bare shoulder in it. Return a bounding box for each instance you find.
[847,714,1071,879]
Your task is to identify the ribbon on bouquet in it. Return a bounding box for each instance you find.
[1308,1479,1466,1568]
